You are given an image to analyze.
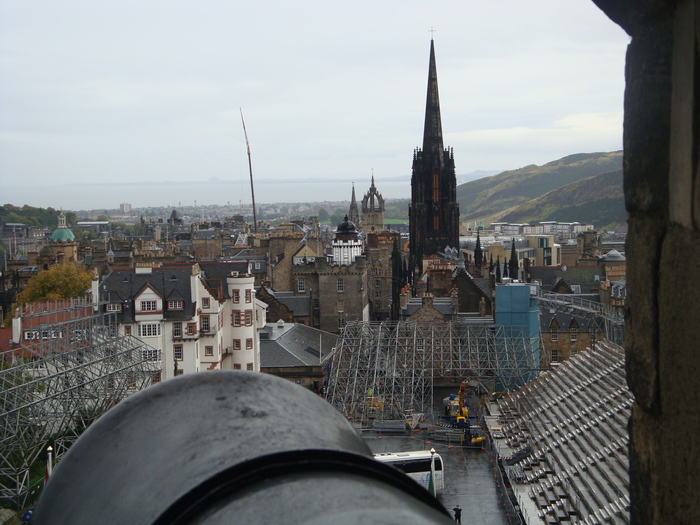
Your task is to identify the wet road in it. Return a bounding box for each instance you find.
[365,434,510,525]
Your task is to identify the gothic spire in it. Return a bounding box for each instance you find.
[509,239,519,280]
[422,38,444,167]
[348,182,360,226]
[474,231,483,268]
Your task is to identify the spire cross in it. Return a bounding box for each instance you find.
[429,27,436,40]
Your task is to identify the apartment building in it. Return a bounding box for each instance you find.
[96,262,267,381]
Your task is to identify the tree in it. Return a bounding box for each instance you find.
[16,263,92,305]
[317,208,330,222]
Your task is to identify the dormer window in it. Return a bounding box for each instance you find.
[107,303,122,312]
[168,300,183,310]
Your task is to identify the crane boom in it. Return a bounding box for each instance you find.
[240,108,258,233]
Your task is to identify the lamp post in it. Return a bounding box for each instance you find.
[46,446,53,483]
[429,447,436,496]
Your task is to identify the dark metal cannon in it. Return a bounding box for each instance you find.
[33,371,452,524]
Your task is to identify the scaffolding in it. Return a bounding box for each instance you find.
[326,320,537,426]
[539,291,625,345]
[0,301,161,510]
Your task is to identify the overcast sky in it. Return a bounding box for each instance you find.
[1,1,630,208]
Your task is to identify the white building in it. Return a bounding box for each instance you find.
[96,262,267,381]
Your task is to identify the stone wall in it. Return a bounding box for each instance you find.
[592,1,700,522]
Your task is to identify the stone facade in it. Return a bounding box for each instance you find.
[592,1,700,522]
[292,256,369,333]
[365,231,398,321]
[360,177,385,233]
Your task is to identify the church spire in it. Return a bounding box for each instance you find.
[348,182,360,227]
[422,38,444,168]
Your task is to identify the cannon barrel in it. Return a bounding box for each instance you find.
[33,371,452,524]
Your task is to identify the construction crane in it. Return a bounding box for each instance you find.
[240,108,258,233]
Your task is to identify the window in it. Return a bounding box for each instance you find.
[202,298,210,309]
[233,339,241,350]
[107,303,122,312]
[551,348,559,363]
[201,315,210,332]
[233,311,241,326]
[433,216,439,231]
[234,363,241,370]
[174,345,183,361]
[338,317,345,329]
[186,323,196,336]
[551,328,558,342]
[245,290,252,303]
[416,338,425,351]
[246,338,253,350]
[141,348,162,361]
[140,300,158,312]
[233,290,240,303]
[168,300,183,310]
[124,326,132,336]
[297,278,306,293]
[337,278,344,292]
[246,363,254,371]
[571,347,578,357]
[205,345,214,356]
[337,300,344,313]
[245,310,252,326]
[138,323,161,337]
[570,327,578,342]
[150,371,162,384]
[173,322,182,338]
[433,171,439,202]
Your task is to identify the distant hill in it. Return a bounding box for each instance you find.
[456,151,624,229]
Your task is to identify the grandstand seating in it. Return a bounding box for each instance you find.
[495,341,631,524]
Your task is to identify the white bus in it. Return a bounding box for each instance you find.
[374,450,445,493]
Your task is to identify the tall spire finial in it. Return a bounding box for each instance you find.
[429,27,436,41]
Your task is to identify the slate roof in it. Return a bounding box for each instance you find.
[261,287,311,317]
[401,297,456,318]
[260,323,337,368]
[539,309,598,333]
[528,266,604,293]
[197,261,250,299]
[192,229,217,240]
[99,265,195,323]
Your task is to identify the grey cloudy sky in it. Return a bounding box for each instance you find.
[1,1,630,208]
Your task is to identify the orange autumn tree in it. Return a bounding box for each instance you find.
[17,263,92,304]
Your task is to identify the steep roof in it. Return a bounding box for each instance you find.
[260,323,337,368]
[422,38,444,164]
[100,266,195,323]
[528,266,604,293]
[261,288,311,317]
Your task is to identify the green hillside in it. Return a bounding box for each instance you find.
[457,151,623,222]
[499,168,625,228]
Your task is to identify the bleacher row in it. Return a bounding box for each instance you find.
[496,341,632,524]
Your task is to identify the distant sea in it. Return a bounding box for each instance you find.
[4,178,414,211]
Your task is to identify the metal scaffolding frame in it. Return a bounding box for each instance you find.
[326,320,537,426]
[538,291,625,345]
[0,302,161,510]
